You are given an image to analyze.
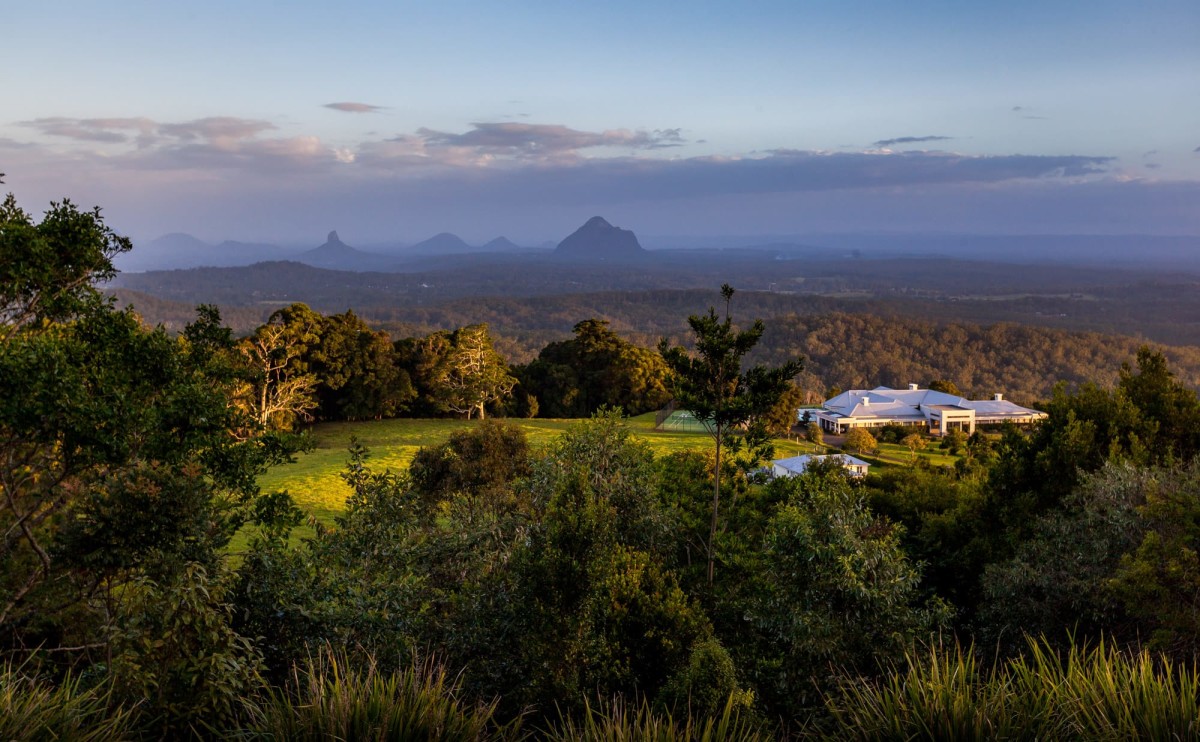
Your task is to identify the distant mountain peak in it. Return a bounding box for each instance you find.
[410,232,472,253]
[483,236,523,251]
[555,216,646,260]
[326,230,342,244]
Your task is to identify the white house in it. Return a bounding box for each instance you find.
[814,385,1046,437]
[771,453,871,478]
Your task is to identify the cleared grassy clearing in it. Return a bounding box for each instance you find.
[245,413,820,551]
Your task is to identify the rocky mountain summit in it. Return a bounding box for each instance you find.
[554,216,647,260]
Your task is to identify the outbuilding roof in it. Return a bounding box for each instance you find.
[772,453,871,475]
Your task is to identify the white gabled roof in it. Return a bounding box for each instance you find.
[772,453,871,475]
[822,386,1044,421]
[823,387,966,420]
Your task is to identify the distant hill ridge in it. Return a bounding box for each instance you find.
[298,231,396,271]
[410,232,472,253]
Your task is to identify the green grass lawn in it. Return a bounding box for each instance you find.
[242,413,972,557]
[848,441,961,469]
[238,414,961,556]
[243,413,819,552]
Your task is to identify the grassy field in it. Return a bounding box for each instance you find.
[251,413,818,542]
[241,413,959,553]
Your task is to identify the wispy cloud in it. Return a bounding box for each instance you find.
[324,102,385,113]
[18,115,341,176]
[158,117,276,142]
[414,122,686,159]
[872,135,953,148]
[1011,105,1049,120]
[22,117,157,145]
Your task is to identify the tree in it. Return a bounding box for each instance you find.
[439,324,516,419]
[0,192,130,341]
[902,432,929,463]
[844,428,878,455]
[928,379,963,396]
[977,461,1147,652]
[483,413,729,710]
[763,383,808,437]
[940,428,969,456]
[394,330,455,417]
[520,319,671,418]
[659,284,802,584]
[409,420,532,523]
[312,310,414,420]
[806,421,824,446]
[235,320,318,432]
[0,189,303,666]
[745,471,946,714]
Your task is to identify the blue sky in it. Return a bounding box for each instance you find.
[3,0,1197,243]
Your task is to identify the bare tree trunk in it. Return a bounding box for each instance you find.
[708,429,721,585]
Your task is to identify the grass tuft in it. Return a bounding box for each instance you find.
[826,636,1200,740]
[540,694,767,742]
[0,660,133,741]
[245,647,516,741]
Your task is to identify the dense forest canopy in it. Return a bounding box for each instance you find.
[116,285,1200,410]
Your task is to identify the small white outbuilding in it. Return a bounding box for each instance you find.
[770,453,871,478]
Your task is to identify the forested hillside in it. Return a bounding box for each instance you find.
[115,285,1200,408]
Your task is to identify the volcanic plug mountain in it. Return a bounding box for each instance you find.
[554,216,647,260]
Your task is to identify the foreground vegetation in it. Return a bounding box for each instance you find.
[8,637,1200,739]
[8,189,1200,738]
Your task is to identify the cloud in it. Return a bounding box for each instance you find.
[471,149,1116,204]
[414,122,686,159]
[21,116,277,151]
[873,135,953,148]
[158,117,276,143]
[1011,106,1049,120]
[324,102,384,113]
[22,116,157,144]
[6,113,1154,241]
[0,137,37,150]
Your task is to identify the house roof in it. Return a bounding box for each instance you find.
[772,453,871,474]
[822,386,1044,421]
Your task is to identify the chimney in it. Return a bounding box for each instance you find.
[862,397,870,406]
[994,393,1003,401]
[908,383,919,391]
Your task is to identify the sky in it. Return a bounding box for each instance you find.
[3,0,1198,245]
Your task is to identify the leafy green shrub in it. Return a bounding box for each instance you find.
[0,661,133,741]
[660,638,754,717]
[109,562,265,738]
[247,649,514,741]
[744,472,947,715]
